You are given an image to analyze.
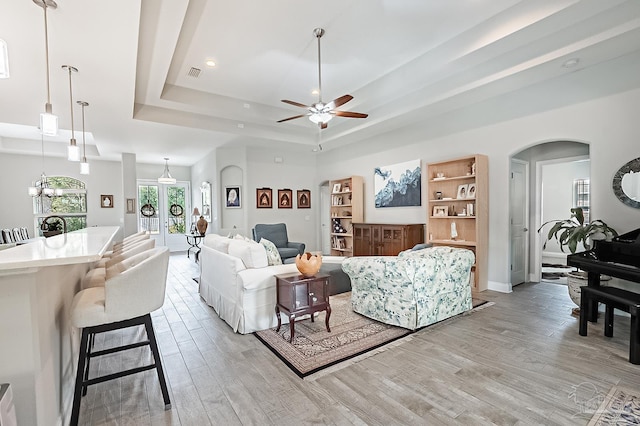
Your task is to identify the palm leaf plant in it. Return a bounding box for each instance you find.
[538,207,618,253]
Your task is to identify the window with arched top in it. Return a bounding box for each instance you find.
[33,176,87,234]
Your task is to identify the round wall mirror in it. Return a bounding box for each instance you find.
[612,157,640,209]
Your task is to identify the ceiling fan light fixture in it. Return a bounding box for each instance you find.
[309,112,332,124]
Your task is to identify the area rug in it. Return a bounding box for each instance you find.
[255,292,490,379]
[588,386,640,425]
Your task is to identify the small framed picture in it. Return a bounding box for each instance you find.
[297,190,311,208]
[225,186,241,208]
[332,183,341,193]
[467,183,476,199]
[256,188,272,208]
[278,189,293,208]
[126,198,136,214]
[101,194,114,208]
[456,184,468,199]
[433,205,448,217]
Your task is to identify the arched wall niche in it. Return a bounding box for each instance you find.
[220,165,244,232]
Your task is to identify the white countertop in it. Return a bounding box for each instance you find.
[0,226,119,271]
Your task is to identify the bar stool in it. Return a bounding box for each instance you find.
[69,246,171,425]
[82,239,156,289]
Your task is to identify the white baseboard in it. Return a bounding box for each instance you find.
[487,280,512,293]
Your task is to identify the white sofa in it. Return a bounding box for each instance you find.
[199,233,299,334]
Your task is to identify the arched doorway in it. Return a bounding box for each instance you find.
[510,140,590,286]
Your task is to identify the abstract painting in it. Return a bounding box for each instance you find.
[374,159,421,207]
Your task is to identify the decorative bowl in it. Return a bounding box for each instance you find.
[295,252,323,277]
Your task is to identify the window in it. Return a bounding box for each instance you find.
[34,176,87,234]
[573,178,590,224]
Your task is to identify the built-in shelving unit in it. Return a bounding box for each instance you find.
[427,154,488,291]
[329,176,363,257]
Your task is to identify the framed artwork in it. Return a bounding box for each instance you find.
[374,159,421,207]
[256,187,272,208]
[297,189,311,208]
[225,186,241,208]
[126,198,136,214]
[332,183,341,193]
[278,189,293,208]
[456,184,468,199]
[433,205,448,217]
[467,183,476,199]
[101,194,114,208]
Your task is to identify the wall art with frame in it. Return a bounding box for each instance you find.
[101,194,114,208]
[374,159,421,207]
[225,186,241,208]
[256,188,272,208]
[297,189,311,208]
[278,189,293,208]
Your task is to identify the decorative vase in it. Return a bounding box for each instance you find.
[196,215,208,235]
[295,252,322,277]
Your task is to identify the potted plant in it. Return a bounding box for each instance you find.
[538,207,617,313]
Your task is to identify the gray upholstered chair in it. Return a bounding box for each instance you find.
[252,223,305,262]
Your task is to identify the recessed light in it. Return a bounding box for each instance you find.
[311,89,319,95]
[237,123,244,129]
[562,58,580,68]
[205,59,216,67]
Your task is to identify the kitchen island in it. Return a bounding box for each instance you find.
[0,226,119,426]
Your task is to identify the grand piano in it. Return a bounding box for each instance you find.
[567,228,640,321]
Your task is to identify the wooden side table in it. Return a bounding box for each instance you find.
[275,273,331,343]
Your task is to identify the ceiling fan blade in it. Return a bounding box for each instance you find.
[327,94,353,109]
[281,99,309,109]
[333,111,368,119]
[277,114,306,123]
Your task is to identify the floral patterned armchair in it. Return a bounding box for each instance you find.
[341,246,475,330]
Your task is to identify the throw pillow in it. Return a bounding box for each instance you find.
[260,238,282,265]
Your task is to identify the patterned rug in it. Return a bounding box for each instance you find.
[255,292,489,379]
[588,387,640,425]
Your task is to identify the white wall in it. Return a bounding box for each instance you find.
[315,88,640,290]
[1,154,191,242]
[541,159,590,257]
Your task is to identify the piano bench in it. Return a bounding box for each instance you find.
[579,285,640,364]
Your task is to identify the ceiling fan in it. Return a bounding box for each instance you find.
[278,28,368,129]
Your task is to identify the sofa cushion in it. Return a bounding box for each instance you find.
[259,238,282,266]
[228,238,268,268]
[204,234,232,253]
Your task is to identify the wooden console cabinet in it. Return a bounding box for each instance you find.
[353,223,425,256]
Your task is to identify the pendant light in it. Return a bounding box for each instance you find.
[62,64,80,161]
[77,100,89,174]
[158,158,176,184]
[35,0,58,136]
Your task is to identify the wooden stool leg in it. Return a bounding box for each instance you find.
[144,314,171,409]
[579,290,589,336]
[604,305,614,338]
[630,311,640,365]
[70,327,91,426]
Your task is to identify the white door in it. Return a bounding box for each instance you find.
[137,180,191,252]
[510,159,528,286]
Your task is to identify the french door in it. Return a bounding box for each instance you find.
[137,180,191,252]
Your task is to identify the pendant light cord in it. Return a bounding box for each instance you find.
[66,67,75,138]
[43,2,52,109]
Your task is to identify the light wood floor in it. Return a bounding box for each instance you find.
[77,253,640,425]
